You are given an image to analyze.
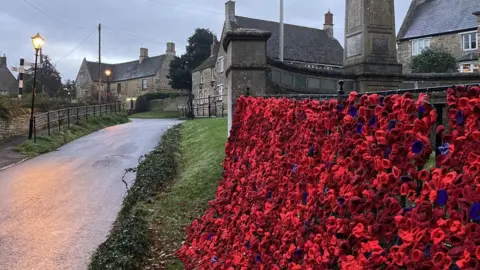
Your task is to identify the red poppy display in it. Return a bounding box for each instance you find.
[177,85,480,269]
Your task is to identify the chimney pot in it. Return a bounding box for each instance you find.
[166,42,176,56]
[323,11,334,38]
[140,47,148,63]
[0,55,6,68]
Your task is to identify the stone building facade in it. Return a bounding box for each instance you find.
[0,55,17,96]
[191,0,345,112]
[397,0,480,73]
[75,43,176,104]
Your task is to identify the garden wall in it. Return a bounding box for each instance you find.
[150,96,188,111]
[179,86,480,269]
[0,114,30,140]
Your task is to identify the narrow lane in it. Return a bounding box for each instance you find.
[0,119,180,270]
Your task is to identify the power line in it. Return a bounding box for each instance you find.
[147,0,224,15]
[54,28,97,65]
[21,0,91,29]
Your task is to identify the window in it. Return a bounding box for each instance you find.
[142,79,148,90]
[200,76,204,84]
[217,84,223,100]
[294,75,307,89]
[116,83,121,94]
[217,56,224,73]
[307,78,320,89]
[272,70,281,83]
[211,70,215,81]
[459,62,480,73]
[282,73,293,86]
[412,38,431,56]
[462,32,478,51]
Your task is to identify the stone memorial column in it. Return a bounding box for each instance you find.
[343,0,403,92]
[222,29,271,136]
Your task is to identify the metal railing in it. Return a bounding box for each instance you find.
[180,94,227,118]
[32,102,124,142]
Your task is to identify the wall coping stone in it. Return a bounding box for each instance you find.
[222,28,272,51]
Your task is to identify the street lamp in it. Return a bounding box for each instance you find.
[105,69,111,102]
[28,33,44,140]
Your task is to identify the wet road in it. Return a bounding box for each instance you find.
[0,119,180,270]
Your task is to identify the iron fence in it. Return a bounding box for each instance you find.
[32,102,124,143]
[180,94,227,118]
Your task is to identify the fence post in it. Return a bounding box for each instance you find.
[33,116,37,143]
[434,104,444,158]
[47,111,51,136]
[86,107,88,120]
[67,108,70,127]
[221,102,224,118]
[214,97,217,117]
[93,105,96,117]
[100,104,102,117]
[77,107,79,124]
[208,95,211,118]
[337,80,345,102]
[58,110,61,131]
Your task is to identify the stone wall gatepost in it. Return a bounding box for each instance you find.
[222,29,272,136]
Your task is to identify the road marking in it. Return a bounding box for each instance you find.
[0,158,29,172]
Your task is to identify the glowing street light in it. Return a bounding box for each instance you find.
[28,33,45,140]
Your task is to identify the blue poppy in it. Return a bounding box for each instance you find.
[326,162,331,169]
[324,187,329,195]
[437,190,448,206]
[379,96,385,106]
[384,147,392,159]
[308,145,314,157]
[438,142,450,156]
[400,175,413,182]
[388,120,396,131]
[394,236,403,246]
[207,233,214,241]
[245,241,251,249]
[302,192,308,205]
[266,191,272,199]
[304,220,311,228]
[294,248,303,257]
[424,244,431,257]
[412,141,424,155]
[369,116,378,127]
[364,252,372,259]
[348,106,358,117]
[456,110,465,125]
[211,256,218,263]
[338,197,345,206]
[233,155,238,162]
[418,105,425,114]
[292,164,298,173]
[255,254,262,263]
[402,207,413,215]
[469,203,480,222]
[356,122,364,134]
[337,104,344,112]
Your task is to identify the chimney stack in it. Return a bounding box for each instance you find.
[0,54,6,68]
[166,42,176,56]
[324,11,334,38]
[210,36,219,57]
[139,47,148,63]
[225,1,236,22]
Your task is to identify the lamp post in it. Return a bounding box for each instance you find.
[105,69,111,102]
[28,33,44,140]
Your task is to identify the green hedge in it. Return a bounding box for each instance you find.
[89,124,182,270]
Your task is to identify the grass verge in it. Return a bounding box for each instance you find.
[143,118,227,269]
[130,110,181,119]
[89,124,182,270]
[15,114,129,157]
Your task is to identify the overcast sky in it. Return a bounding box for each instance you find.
[1,0,411,81]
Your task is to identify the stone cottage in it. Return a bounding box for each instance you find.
[0,55,17,96]
[192,0,345,107]
[75,43,176,103]
[397,0,480,73]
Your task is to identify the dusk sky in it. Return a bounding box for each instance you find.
[1,0,411,81]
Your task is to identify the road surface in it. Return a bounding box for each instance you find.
[0,119,180,270]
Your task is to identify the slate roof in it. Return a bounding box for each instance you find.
[193,54,217,72]
[398,0,480,40]
[0,67,17,95]
[86,55,166,82]
[231,16,344,66]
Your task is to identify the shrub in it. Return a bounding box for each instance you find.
[410,47,457,73]
[134,96,149,113]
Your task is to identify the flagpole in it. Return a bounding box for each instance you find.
[279,0,284,62]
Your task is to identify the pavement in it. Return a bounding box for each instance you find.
[0,136,28,171]
[0,118,181,270]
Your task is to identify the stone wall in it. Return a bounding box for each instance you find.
[150,96,188,112]
[0,114,29,140]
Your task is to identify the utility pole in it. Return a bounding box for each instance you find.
[98,23,102,104]
[279,0,284,62]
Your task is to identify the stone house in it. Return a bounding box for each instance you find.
[397,0,480,73]
[0,55,17,96]
[192,0,345,106]
[75,43,176,104]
